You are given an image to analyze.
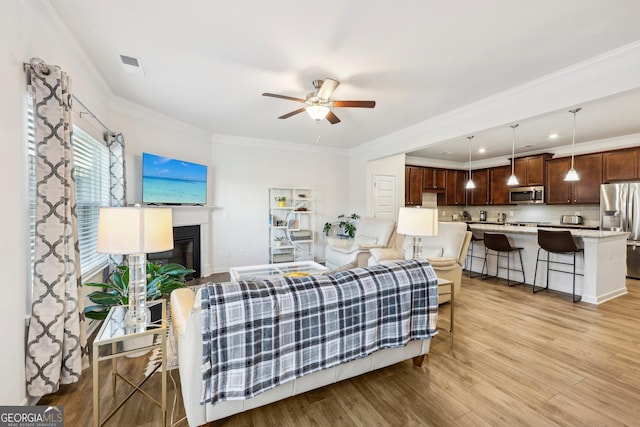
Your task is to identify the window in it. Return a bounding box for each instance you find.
[28,102,111,279]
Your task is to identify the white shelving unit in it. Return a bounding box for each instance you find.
[269,187,315,263]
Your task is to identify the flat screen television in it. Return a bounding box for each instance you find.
[142,152,208,205]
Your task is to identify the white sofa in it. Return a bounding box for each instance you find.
[368,222,472,303]
[170,262,435,426]
[324,217,396,269]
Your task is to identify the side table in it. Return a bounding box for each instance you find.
[437,278,454,349]
[92,300,167,427]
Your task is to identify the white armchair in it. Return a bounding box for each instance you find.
[324,217,396,269]
[368,222,472,303]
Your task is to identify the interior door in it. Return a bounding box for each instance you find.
[374,174,397,219]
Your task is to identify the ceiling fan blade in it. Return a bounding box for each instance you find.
[333,100,376,108]
[263,93,305,103]
[278,107,306,119]
[317,79,340,100]
[326,111,341,124]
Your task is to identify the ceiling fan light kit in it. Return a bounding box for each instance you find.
[263,78,375,125]
[306,105,330,121]
[564,108,582,182]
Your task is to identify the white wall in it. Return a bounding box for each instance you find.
[0,2,113,405]
[209,135,350,271]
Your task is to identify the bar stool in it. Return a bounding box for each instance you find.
[481,233,525,286]
[464,225,485,278]
[533,229,583,303]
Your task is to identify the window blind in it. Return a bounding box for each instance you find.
[27,104,110,279]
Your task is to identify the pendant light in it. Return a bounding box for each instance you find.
[507,124,520,186]
[465,136,475,189]
[564,108,582,182]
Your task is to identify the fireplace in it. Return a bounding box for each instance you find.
[148,225,201,280]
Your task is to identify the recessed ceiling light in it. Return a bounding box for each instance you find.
[440,151,450,155]
[478,148,486,154]
[549,133,559,139]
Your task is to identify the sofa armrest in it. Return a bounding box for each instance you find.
[369,247,405,262]
[427,256,459,269]
[170,288,196,336]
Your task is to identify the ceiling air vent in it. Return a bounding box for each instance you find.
[118,54,145,76]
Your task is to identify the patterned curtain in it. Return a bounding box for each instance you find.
[25,62,88,397]
[104,131,127,267]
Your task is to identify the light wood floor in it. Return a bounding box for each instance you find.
[40,274,640,426]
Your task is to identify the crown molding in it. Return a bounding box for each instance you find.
[212,133,349,157]
[109,95,212,141]
[351,40,640,162]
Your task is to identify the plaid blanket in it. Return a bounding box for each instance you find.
[200,259,438,404]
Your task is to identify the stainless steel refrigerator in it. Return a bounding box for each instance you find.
[600,182,640,278]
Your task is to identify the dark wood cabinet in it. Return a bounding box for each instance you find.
[422,167,446,192]
[603,148,639,182]
[513,154,552,186]
[439,169,467,206]
[405,166,423,206]
[468,169,489,206]
[546,157,572,204]
[489,165,512,205]
[573,153,603,203]
[546,153,603,204]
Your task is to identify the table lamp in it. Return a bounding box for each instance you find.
[97,205,173,329]
[397,207,438,259]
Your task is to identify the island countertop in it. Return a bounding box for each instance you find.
[468,223,628,239]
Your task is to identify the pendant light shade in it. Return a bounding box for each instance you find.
[465,136,475,189]
[564,108,581,182]
[507,124,520,186]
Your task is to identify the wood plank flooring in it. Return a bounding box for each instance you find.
[40,274,640,426]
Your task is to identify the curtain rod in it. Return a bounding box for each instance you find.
[23,57,113,134]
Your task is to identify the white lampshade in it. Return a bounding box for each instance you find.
[465,179,476,189]
[397,207,438,237]
[507,174,519,186]
[564,168,580,182]
[97,206,174,254]
[306,105,330,121]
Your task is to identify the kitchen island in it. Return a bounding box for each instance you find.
[467,223,629,304]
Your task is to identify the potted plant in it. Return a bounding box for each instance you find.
[273,236,286,247]
[323,213,361,238]
[84,261,194,321]
[274,196,286,207]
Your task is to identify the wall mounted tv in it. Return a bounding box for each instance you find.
[142,152,208,205]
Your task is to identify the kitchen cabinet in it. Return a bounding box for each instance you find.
[438,169,467,206]
[513,153,553,186]
[603,148,640,182]
[545,153,602,204]
[468,169,489,205]
[405,166,423,206]
[489,165,512,205]
[422,167,446,192]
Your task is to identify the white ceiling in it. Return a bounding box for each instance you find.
[49,0,640,159]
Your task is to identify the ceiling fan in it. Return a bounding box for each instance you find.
[262,78,375,124]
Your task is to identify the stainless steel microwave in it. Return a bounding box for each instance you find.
[509,186,545,204]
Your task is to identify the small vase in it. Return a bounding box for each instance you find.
[278,201,285,207]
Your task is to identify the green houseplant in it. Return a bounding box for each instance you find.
[84,261,194,320]
[323,213,361,238]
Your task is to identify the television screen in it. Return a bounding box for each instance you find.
[142,152,208,205]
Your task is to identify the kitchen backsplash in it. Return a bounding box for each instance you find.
[437,204,600,226]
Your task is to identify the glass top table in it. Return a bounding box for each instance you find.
[229,260,328,281]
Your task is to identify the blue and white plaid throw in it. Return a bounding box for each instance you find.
[200,259,438,404]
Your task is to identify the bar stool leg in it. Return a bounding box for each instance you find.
[573,252,582,303]
[532,248,548,293]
